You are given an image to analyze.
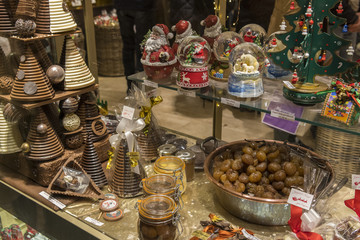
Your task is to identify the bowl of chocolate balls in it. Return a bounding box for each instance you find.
[204,140,334,226]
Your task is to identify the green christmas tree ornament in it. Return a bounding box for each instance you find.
[268,0,357,105]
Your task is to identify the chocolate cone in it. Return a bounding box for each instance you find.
[47,157,105,199]
[10,46,55,102]
[0,101,22,154]
[110,139,144,198]
[15,0,37,19]
[30,40,52,72]
[0,0,16,34]
[60,36,95,90]
[80,134,107,188]
[36,0,76,34]
[26,108,64,161]
[135,121,162,162]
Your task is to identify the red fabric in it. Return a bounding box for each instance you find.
[142,45,175,64]
[288,205,323,240]
[344,189,360,218]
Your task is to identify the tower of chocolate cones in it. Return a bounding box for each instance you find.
[110,139,144,198]
[135,120,162,162]
[80,133,107,188]
[10,45,55,102]
[0,101,22,154]
[60,36,95,90]
[36,0,77,34]
[0,0,16,35]
[25,108,64,161]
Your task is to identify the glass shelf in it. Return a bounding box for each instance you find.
[129,71,360,136]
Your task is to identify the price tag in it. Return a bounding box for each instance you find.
[71,0,82,6]
[84,217,104,227]
[287,188,314,211]
[143,80,158,89]
[241,229,261,240]
[39,191,66,209]
[191,230,211,240]
[221,98,241,108]
[283,81,295,89]
[146,88,158,98]
[352,174,360,190]
[121,106,135,120]
[270,109,296,121]
[177,88,196,98]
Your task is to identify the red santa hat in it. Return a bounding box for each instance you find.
[171,20,192,37]
[153,24,174,39]
[200,15,220,29]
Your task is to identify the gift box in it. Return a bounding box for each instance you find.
[321,92,360,126]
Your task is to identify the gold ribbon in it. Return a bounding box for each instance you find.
[139,96,163,135]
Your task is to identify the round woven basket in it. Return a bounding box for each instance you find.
[95,25,124,77]
[315,118,360,187]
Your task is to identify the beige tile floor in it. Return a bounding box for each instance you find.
[99,76,274,142]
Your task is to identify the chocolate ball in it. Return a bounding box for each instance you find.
[36,123,48,134]
[63,113,81,132]
[65,132,83,149]
[60,97,78,114]
[21,142,30,153]
[15,19,36,37]
[46,65,65,84]
[0,76,13,94]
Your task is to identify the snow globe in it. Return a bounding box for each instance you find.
[176,36,211,88]
[228,42,266,98]
[209,31,243,82]
[239,24,266,47]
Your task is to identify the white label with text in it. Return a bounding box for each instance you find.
[352,174,360,190]
[177,88,196,97]
[39,191,66,209]
[85,217,104,226]
[221,98,241,108]
[121,106,135,120]
[283,81,296,89]
[143,80,158,88]
[271,109,296,121]
[287,188,314,210]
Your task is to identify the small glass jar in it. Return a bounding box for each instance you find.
[142,174,182,207]
[154,156,187,194]
[138,195,180,240]
[175,150,196,182]
[157,144,177,157]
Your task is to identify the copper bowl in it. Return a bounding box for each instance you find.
[204,140,335,226]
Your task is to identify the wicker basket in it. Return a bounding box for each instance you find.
[95,25,124,77]
[315,118,360,187]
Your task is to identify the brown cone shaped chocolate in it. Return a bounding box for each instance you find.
[0,101,22,154]
[60,36,95,90]
[43,103,63,137]
[26,108,64,161]
[36,0,76,34]
[30,40,52,72]
[110,139,144,198]
[47,157,105,199]
[0,0,16,34]
[9,0,18,17]
[10,46,55,102]
[15,0,37,19]
[135,121,162,162]
[80,133,107,188]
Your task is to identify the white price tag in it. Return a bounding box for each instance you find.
[39,191,66,209]
[241,229,260,240]
[352,174,360,190]
[143,80,158,89]
[287,188,314,210]
[221,98,241,108]
[121,106,135,120]
[85,217,104,226]
[71,0,82,6]
[177,88,196,98]
[270,109,296,121]
[146,88,158,98]
[283,81,296,89]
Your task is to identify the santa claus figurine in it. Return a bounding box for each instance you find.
[172,20,194,55]
[201,15,222,47]
[141,24,177,80]
[243,29,256,43]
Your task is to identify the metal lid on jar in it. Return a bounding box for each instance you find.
[176,149,196,163]
[157,144,177,156]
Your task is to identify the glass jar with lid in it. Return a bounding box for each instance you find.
[153,156,187,193]
[141,174,182,207]
[137,194,181,240]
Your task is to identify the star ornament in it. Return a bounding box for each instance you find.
[202,72,208,81]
